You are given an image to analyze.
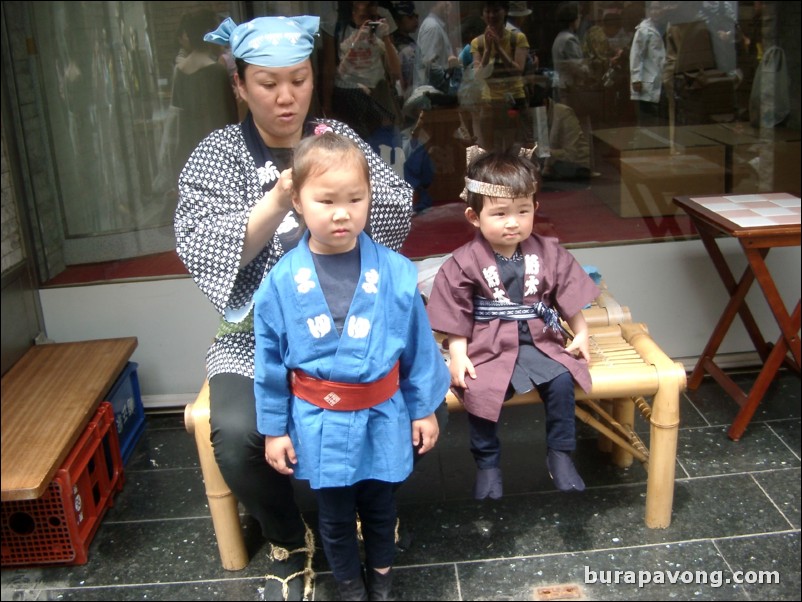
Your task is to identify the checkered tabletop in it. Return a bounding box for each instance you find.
[689,193,801,228]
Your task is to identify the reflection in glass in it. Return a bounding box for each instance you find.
[9,1,799,277]
[36,2,164,237]
[30,1,237,263]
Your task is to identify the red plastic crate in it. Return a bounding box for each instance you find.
[1,402,125,567]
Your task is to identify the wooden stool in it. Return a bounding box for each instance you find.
[184,382,248,570]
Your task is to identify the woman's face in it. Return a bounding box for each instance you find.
[352,2,379,27]
[236,59,314,147]
[482,4,507,28]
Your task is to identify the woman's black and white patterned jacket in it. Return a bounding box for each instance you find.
[175,118,413,379]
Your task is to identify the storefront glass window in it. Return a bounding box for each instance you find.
[9,1,800,281]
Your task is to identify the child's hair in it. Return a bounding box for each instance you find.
[464,152,539,214]
[292,129,370,194]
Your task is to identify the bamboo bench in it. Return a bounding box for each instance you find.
[441,322,685,525]
[185,317,684,571]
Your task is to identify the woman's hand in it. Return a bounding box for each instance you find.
[240,168,295,267]
[272,168,294,208]
[374,18,391,40]
[484,26,499,48]
[355,18,388,43]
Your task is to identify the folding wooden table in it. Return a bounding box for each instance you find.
[674,193,801,441]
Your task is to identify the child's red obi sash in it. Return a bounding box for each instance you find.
[291,362,400,411]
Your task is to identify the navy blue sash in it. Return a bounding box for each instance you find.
[473,297,572,339]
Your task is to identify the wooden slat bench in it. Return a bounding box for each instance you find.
[185,321,684,571]
[2,338,138,502]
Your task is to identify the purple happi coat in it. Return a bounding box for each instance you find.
[427,232,599,422]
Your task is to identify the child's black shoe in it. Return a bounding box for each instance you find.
[337,573,368,601]
[367,568,394,601]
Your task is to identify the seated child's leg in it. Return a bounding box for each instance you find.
[540,372,577,452]
[468,413,503,499]
[468,413,501,468]
[538,372,586,492]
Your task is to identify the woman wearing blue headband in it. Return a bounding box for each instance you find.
[174,15,413,602]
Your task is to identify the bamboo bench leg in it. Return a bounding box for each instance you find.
[645,383,681,529]
[184,381,249,570]
[596,401,614,454]
[631,336,684,530]
[611,398,635,469]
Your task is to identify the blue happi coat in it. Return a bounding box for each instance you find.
[254,232,449,489]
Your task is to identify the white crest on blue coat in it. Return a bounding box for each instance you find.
[308,314,331,338]
[362,269,379,294]
[347,316,371,339]
[295,267,316,293]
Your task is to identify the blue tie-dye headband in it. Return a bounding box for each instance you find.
[204,16,319,67]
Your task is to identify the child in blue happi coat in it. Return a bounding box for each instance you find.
[254,129,449,601]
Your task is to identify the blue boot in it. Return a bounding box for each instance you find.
[473,467,503,500]
[546,449,585,492]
